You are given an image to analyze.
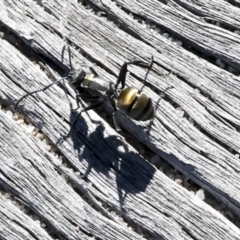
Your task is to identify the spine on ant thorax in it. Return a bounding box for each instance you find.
[82,74,114,97]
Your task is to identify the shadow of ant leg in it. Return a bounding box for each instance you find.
[57,100,103,144]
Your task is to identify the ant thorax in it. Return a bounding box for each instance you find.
[113,85,122,99]
[68,69,86,88]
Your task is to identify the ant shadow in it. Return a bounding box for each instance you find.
[68,109,155,211]
[21,101,155,212]
[19,46,157,211]
[59,46,156,209]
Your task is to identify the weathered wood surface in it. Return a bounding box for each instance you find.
[172,0,240,30]
[94,0,240,67]
[2,37,239,239]
[1,0,240,239]
[0,194,53,240]
[0,109,146,240]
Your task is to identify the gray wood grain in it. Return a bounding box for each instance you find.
[171,0,240,30]
[0,195,53,240]
[1,0,240,239]
[0,108,145,239]
[2,0,240,216]
[1,35,240,239]
[107,0,240,67]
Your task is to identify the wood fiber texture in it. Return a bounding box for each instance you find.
[1,0,240,239]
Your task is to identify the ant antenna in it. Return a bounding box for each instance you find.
[62,44,74,70]
[63,44,93,71]
[140,57,173,94]
[15,77,67,110]
[67,45,73,70]
[140,56,155,93]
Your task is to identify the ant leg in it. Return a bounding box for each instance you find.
[15,77,66,110]
[159,86,174,96]
[110,98,121,132]
[89,65,99,77]
[72,93,81,111]
[112,110,121,132]
[67,45,73,70]
[115,57,155,91]
[115,62,128,90]
[61,44,66,65]
[61,44,74,70]
[73,92,99,111]
[60,100,104,143]
[140,56,155,93]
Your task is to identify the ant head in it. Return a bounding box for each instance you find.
[68,69,86,89]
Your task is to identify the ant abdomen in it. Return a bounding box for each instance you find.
[117,87,154,121]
